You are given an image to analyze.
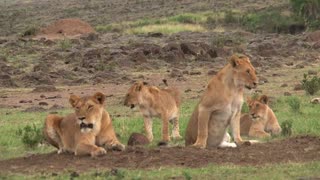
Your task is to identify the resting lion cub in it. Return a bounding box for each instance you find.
[240,95,281,138]
[185,54,258,148]
[124,80,181,143]
[43,92,125,157]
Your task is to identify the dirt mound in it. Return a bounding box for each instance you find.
[36,18,95,40]
[0,136,319,174]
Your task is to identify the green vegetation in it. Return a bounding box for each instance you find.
[1,95,320,160]
[286,96,301,113]
[290,0,320,29]
[58,39,72,50]
[16,123,43,148]
[301,74,320,95]
[281,120,293,137]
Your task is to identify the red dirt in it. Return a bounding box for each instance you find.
[36,18,95,40]
[0,136,319,174]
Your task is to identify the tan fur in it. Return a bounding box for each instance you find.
[43,92,125,157]
[124,81,181,142]
[240,95,281,138]
[185,54,258,148]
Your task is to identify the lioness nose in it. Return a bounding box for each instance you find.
[253,82,257,87]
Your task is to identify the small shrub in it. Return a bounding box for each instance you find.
[224,10,240,24]
[241,103,249,113]
[59,39,72,50]
[286,96,301,112]
[16,124,43,148]
[183,171,192,180]
[301,74,320,95]
[281,120,293,136]
[290,0,320,29]
[22,26,38,37]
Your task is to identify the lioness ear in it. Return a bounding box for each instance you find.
[259,95,269,104]
[135,82,145,91]
[93,92,106,105]
[69,94,80,108]
[229,55,240,67]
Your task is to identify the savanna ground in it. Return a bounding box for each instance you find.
[1,0,320,179]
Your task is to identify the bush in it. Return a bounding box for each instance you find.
[16,124,43,148]
[301,74,320,95]
[22,26,38,37]
[290,0,320,29]
[241,10,304,33]
[59,39,72,50]
[286,96,301,112]
[281,120,293,136]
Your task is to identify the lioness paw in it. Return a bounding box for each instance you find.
[112,144,125,151]
[91,147,107,157]
[191,143,206,149]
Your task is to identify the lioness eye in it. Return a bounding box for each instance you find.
[88,105,93,110]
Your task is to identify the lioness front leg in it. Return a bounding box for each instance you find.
[249,129,271,138]
[161,114,170,142]
[230,112,244,145]
[171,116,182,139]
[75,143,106,157]
[193,108,211,148]
[144,116,154,142]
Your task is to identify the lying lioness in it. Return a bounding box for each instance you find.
[240,95,281,138]
[124,80,181,143]
[185,54,258,148]
[43,92,125,157]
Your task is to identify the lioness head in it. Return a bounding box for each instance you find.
[229,54,258,90]
[247,95,281,135]
[69,92,106,133]
[124,81,147,109]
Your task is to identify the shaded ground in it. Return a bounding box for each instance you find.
[0,136,319,174]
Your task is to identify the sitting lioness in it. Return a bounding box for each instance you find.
[240,95,281,138]
[124,80,181,143]
[43,92,125,157]
[185,54,258,148]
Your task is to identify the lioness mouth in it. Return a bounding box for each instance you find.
[80,122,93,129]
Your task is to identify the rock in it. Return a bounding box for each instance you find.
[23,106,46,112]
[169,69,183,78]
[19,100,32,103]
[189,71,201,75]
[49,104,64,110]
[32,85,58,92]
[80,32,99,41]
[180,42,200,56]
[257,43,277,57]
[281,83,288,87]
[310,98,320,104]
[312,41,320,49]
[185,89,192,93]
[39,102,49,106]
[295,64,304,69]
[284,92,292,96]
[308,70,317,75]
[127,133,149,146]
[293,84,303,91]
[0,74,18,88]
[207,70,216,76]
[307,30,320,42]
[258,76,268,85]
[285,62,294,66]
[148,32,163,37]
[130,51,147,63]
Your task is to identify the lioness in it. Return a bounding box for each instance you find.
[124,80,181,143]
[240,95,281,138]
[185,54,258,148]
[43,92,125,157]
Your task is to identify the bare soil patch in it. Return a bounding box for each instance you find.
[35,18,95,40]
[0,136,319,174]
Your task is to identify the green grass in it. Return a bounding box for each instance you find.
[1,95,320,178]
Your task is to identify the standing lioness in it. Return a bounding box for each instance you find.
[124,80,181,143]
[185,54,258,148]
[43,92,125,157]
